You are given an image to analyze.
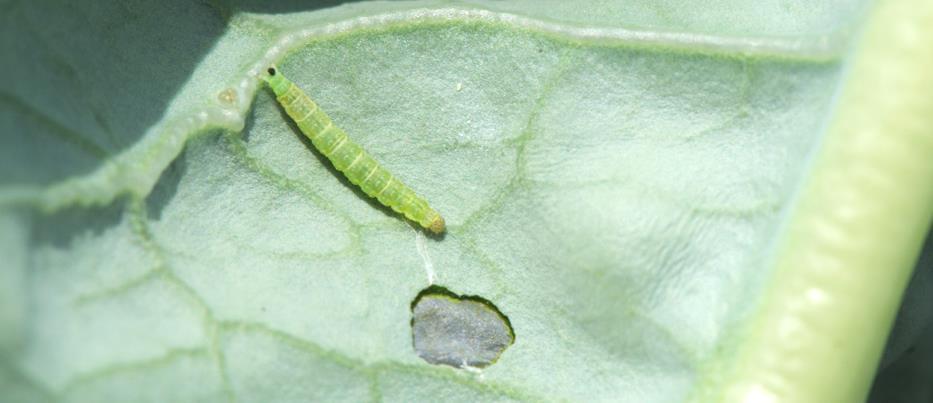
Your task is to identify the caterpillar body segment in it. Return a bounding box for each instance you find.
[262,67,445,234]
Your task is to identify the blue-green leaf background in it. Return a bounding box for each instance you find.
[1,1,929,401]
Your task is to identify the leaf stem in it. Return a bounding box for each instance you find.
[697,0,933,401]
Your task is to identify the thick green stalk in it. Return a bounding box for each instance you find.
[700,0,933,401]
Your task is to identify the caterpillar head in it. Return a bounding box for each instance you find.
[261,66,279,83]
[262,65,289,95]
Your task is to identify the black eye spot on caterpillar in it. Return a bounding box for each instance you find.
[262,67,445,234]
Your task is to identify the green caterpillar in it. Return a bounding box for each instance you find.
[262,67,445,234]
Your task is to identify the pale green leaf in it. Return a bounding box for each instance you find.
[1,1,931,402]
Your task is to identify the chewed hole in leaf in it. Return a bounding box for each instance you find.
[410,285,514,369]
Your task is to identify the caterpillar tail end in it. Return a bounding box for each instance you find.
[428,215,445,234]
